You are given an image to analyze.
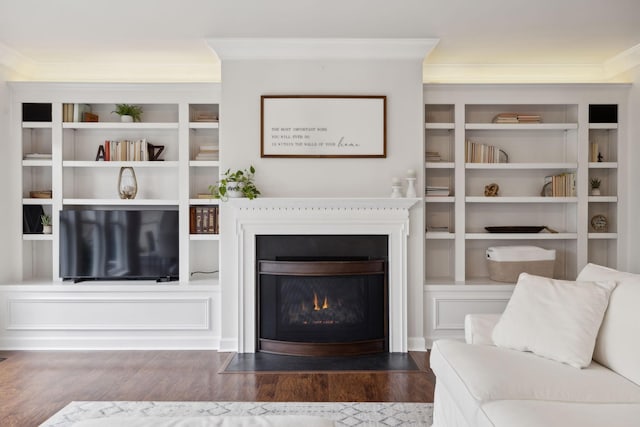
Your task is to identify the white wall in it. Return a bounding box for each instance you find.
[628,67,640,273]
[0,65,20,283]
[218,58,426,350]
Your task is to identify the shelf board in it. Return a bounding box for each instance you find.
[466,232,577,240]
[189,234,220,241]
[588,162,618,169]
[466,196,577,203]
[588,233,618,239]
[463,277,519,287]
[189,122,219,129]
[589,123,618,130]
[22,234,53,241]
[189,198,220,205]
[588,196,618,202]
[23,198,52,205]
[62,122,179,130]
[426,232,455,240]
[63,198,179,206]
[189,160,220,167]
[22,122,52,129]
[466,162,577,170]
[465,123,577,130]
[425,122,455,130]
[425,162,454,169]
[63,160,179,168]
[22,159,53,167]
[425,196,454,203]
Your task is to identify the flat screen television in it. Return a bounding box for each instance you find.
[59,209,179,282]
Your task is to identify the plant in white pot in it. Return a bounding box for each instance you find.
[41,214,52,234]
[590,177,602,196]
[112,104,143,122]
[209,166,260,201]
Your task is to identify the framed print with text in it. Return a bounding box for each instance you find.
[261,95,386,158]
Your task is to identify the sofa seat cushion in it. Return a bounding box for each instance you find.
[477,400,640,427]
[430,340,640,424]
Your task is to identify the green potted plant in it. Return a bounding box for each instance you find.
[112,104,143,122]
[209,166,260,200]
[40,214,52,234]
[590,177,602,196]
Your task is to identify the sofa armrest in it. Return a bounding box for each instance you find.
[464,313,501,345]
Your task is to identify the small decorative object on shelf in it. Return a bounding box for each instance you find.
[118,167,138,199]
[484,183,499,197]
[391,177,403,198]
[210,166,260,200]
[40,214,52,234]
[591,214,608,232]
[405,169,417,198]
[29,190,52,199]
[590,177,602,196]
[112,104,143,122]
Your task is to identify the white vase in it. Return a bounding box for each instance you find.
[226,182,245,198]
[591,188,601,196]
[42,225,52,234]
[120,115,133,123]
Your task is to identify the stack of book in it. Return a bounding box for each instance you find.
[24,153,52,160]
[189,206,219,234]
[544,173,576,197]
[63,103,98,122]
[195,145,219,161]
[590,142,600,162]
[427,225,450,233]
[425,151,442,162]
[100,139,150,161]
[493,113,541,123]
[465,140,507,163]
[426,186,450,196]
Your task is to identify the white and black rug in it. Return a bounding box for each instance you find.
[42,401,433,426]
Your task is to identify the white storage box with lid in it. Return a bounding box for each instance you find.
[486,246,556,283]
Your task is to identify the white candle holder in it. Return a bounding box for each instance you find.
[405,177,417,198]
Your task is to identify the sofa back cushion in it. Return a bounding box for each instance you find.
[577,264,640,386]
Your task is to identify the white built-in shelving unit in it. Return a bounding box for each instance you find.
[422,84,629,346]
[13,83,221,285]
[423,85,628,288]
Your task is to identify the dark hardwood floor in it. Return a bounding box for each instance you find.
[0,350,435,427]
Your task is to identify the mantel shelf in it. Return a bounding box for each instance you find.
[227,197,422,210]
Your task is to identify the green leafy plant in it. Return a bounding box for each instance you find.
[209,166,260,200]
[590,177,601,189]
[40,214,51,226]
[112,104,143,122]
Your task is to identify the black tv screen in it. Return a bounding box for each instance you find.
[59,209,179,282]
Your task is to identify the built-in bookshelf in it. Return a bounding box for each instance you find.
[13,83,221,284]
[424,85,627,286]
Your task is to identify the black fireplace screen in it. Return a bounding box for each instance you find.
[259,271,385,343]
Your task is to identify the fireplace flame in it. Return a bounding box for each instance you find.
[313,292,329,311]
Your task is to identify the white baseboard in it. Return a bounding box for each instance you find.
[408,336,427,351]
[0,335,221,350]
[218,338,239,353]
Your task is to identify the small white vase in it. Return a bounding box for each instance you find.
[591,188,601,196]
[120,115,133,123]
[42,225,52,234]
[226,182,245,198]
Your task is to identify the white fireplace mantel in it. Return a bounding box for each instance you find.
[227,197,420,353]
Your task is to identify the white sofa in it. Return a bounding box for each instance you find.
[430,264,640,427]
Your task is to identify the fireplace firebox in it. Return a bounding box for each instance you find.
[256,235,388,356]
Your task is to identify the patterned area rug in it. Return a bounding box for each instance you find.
[42,401,433,426]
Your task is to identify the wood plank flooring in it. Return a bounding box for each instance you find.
[0,350,435,427]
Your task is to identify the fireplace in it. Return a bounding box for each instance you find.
[256,235,388,356]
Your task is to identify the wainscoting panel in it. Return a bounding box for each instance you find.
[0,284,221,350]
[423,284,514,347]
[7,297,210,330]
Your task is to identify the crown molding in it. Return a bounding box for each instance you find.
[0,42,36,78]
[604,42,640,79]
[422,63,619,84]
[207,38,439,61]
